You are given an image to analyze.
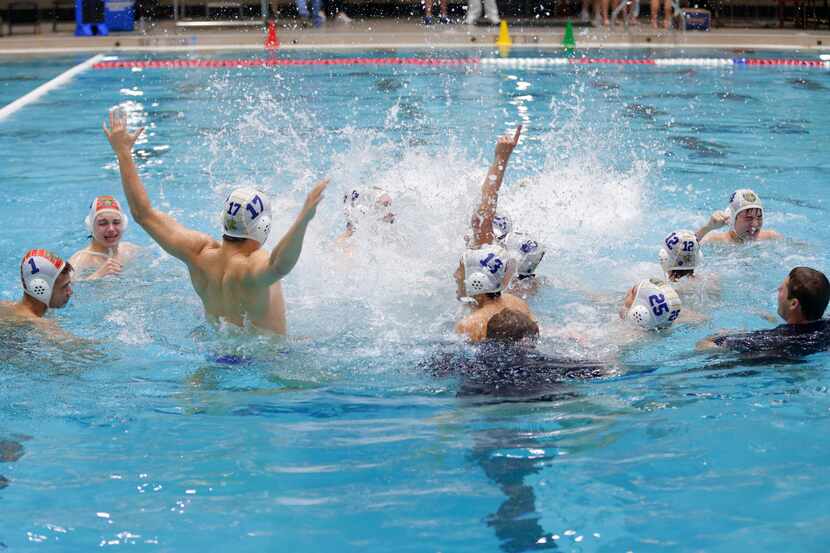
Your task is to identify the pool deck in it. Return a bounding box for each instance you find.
[1,18,829,55]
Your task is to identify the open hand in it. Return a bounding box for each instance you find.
[494,125,523,161]
[301,179,329,221]
[103,109,144,155]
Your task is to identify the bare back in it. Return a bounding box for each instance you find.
[456,293,534,342]
[187,241,287,334]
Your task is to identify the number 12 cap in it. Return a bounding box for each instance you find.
[221,187,272,245]
[20,249,68,306]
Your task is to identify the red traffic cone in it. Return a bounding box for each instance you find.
[265,19,279,50]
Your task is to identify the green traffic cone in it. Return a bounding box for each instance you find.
[562,20,576,50]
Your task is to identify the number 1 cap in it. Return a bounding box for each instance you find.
[627,278,682,330]
[462,243,513,296]
[20,249,68,306]
[221,187,272,245]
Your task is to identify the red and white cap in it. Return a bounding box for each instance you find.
[85,195,129,233]
[20,249,69,306]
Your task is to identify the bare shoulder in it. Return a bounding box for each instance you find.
[502,293,533,317]
[700,232,731,244]
[760,229,782,240]
[229,248,270,281]
[120,242,142,256]
[455,313,487,342]
[68,249,98,268]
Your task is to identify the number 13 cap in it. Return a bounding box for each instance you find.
[462,243,513,296]
[627,278,682,330]
[20,249,68,306]
[221,187,272,245]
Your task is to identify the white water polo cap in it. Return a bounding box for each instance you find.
[659,230,702,273]
[462,243,513,296]
[222,187,271,244]
[20,249,68,306]
[508,233,546,277]
[492,214,513,243]
[626,278,682,330]
[725,189,763,230]
[84,195,128,234]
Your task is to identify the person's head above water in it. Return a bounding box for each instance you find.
[620,278,682,330]
[85,195,129,249]
[725,189,764,241]
[507,233,546,279]
[485,308,540,342]
[221,187,272,245]
[492,214,513,243]
[454,243,514,300]
[777,267,830,324]
[659,230,701,281]
[343,188,395,232]
[20,249,73,309]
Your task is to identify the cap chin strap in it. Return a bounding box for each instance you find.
[466,271,493,296]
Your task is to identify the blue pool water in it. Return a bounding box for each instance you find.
[1,49,830,551]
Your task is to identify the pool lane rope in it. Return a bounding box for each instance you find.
[0,54,105,121]
[92,57,830,70]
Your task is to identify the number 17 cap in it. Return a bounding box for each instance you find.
[221,187,272,245]
[20,249,68,306]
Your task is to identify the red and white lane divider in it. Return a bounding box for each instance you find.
[91,56,830,71]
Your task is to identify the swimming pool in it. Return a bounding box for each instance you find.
[1,48,829,551]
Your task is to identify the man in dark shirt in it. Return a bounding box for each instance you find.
[697,267,830,357]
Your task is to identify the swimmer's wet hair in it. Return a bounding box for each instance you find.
[788,267,830,321]
[486,309,540,343]
[669,269,694,280]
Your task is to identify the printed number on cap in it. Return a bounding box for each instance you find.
[227,202,242,216]
[665,233,679,250]
[246,195,264,220]
[28,258,39,275]
[682,241,695,252]
[668,309,680,322]
[479,253,503,275]
[648,293,669,316]
[520,240,538,254]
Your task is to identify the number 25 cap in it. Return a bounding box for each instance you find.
[20,249,67,306]
[221,187,272,245]
[627,278,682,330]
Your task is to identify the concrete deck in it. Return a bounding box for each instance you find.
[1,18,829,55]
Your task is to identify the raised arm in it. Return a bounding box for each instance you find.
[103,110,211,264]
[695,210,729,243]
[249,179,328,287]
[469,125,522,248]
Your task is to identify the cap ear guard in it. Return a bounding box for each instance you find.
[627,305,653,328]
